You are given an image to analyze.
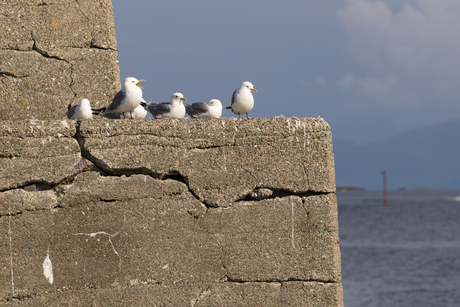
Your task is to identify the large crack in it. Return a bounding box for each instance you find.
[31,33,78,99]
[0,71,29,79]
[1,127,339,303]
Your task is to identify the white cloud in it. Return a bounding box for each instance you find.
[338,74,356,89]
[338,73,398,98]
[358,74,397,97]
[338,0,460,92]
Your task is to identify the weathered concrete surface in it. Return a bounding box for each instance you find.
[0,120,81,191]
[195,281,343,306]
[0,118,342,306]
[201,195,341,283]
[0,0,120,120]
[79,117,336,207]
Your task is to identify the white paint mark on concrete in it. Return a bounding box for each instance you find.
[43,253,54,285]
[8,204,14,295]
[302,122,306,149]
[291,202,295,249]
[222,147,227,171]
[74,231,122,271]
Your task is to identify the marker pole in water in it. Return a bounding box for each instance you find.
[381,170,387,206]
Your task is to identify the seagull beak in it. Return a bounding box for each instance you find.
[181,97,187,101]
[136,79,145,89]
[251,88,257,92]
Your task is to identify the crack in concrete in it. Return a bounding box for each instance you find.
[31,33,78,98]
[0,71,29,79]
[236,187,326,202]
[73,123,210,207]
[291,201,296,250]
[191,283,214,307]
[191,221,228,306]
[74,229,123,272]
[226,277,339,284]
[8,203,15,297]
[74,0,90,21]
[0,204,64,219]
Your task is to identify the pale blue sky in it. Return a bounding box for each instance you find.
[112,0,460,145]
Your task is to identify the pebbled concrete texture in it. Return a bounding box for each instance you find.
[0,119,81,191]
[78,117,336,207]
[0,118,342,306]
[0,0,120,120]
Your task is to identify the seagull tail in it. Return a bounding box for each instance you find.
[225,106,231,109]
[91,107,106,114]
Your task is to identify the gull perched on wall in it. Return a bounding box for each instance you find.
[226,81,257,118]
[142,93,187,119]
[66,98,93,120]
[185,99,222,118]
[99,77,144,119]
[97,99,148,119]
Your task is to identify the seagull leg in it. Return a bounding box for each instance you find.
[246,113,249,119]
[130,111,133,119]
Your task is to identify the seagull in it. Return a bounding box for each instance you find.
[185,99,222,118]
[226,81,257,118]
[100,77,144,119]
[96,99,148,119]
[66,98,93,120]
[142,93,187,119]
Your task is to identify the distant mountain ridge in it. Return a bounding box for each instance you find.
[333,119,460,190]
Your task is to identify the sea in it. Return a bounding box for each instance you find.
[337,189,460,307]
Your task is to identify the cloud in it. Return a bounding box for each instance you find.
[338,73,399,98]
[337,0,460,94]
[337,74,356,89]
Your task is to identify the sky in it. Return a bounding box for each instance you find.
[112,0,460,145]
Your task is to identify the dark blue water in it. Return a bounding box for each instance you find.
[337,190,460,307]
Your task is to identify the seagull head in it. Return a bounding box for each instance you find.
[124,77,145,89]
[80,98,91,108]
[208,99,222,107]
[242,81,257,92]
[171,92,187,104]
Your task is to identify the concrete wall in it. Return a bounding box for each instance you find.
[0,0,120,120]
[0,118,342,306]
[0,1,343,305]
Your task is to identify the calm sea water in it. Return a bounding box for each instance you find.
[337,190,460,307]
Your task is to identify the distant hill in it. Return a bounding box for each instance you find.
[333,119,460,190]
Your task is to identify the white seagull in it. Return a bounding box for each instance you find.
[185,99,222,118]
[97,99,148,119]
[143,93,187,119]
[226,81,257,118]
[100,77,144,119]
[66,98,93,120]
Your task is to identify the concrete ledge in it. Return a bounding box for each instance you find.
[79,117,336,206]
[0,120,81,191]
[0,118,342,306]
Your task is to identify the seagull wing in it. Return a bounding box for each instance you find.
[66,105,78,119]
[187,102,209,118]
[105,90,126,112]
[226,89,238,109]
